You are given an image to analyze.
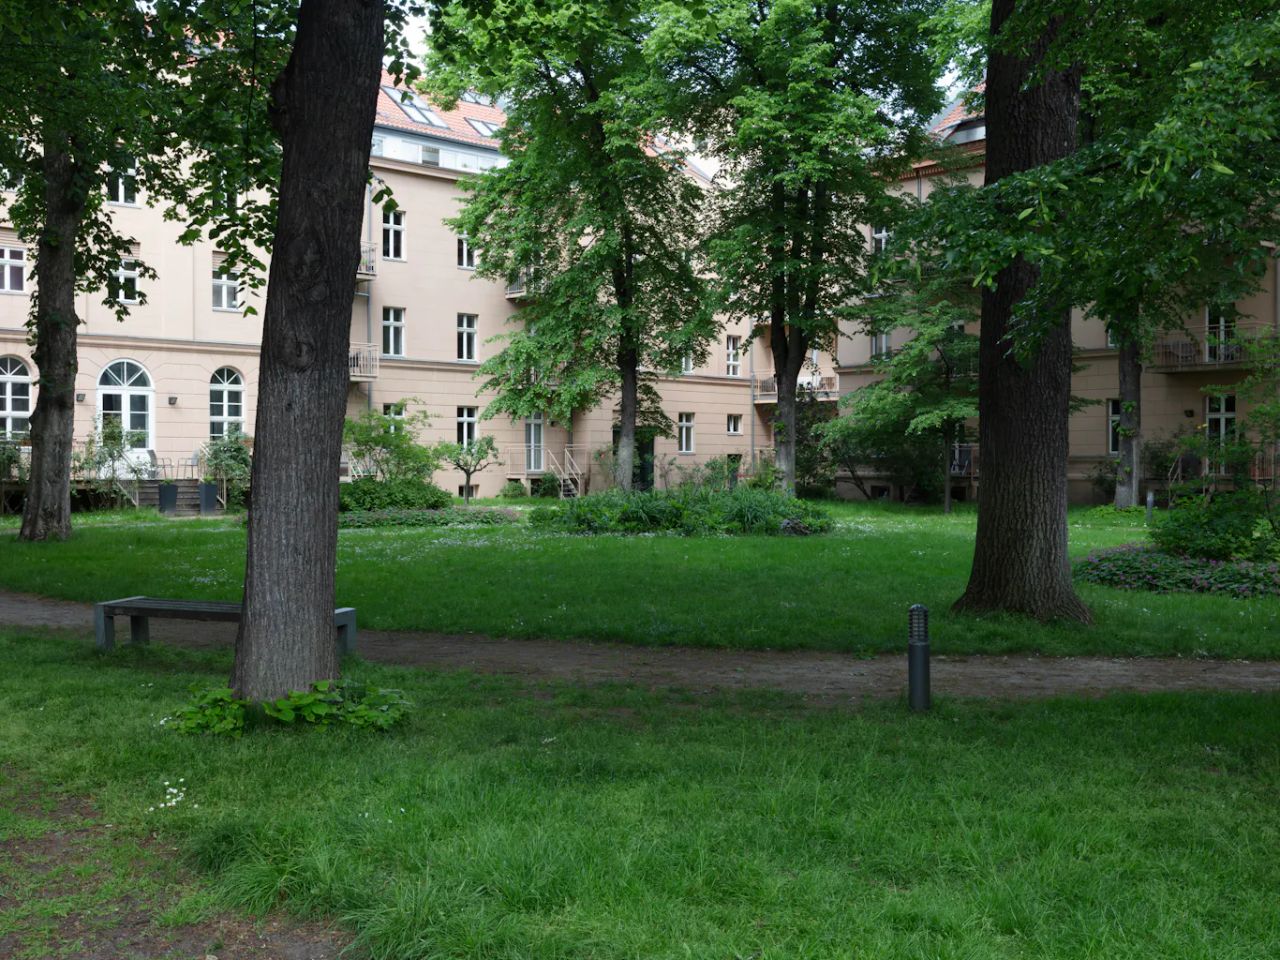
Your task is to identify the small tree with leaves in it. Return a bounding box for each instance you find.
[436,436,500,506]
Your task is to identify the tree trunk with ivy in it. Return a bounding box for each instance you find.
[19,139,84,543]
[1113,337,1143,508]
[955,0,1091,623]
[232,0,384,701]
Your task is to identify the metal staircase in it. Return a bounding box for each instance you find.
[547,448,583,498]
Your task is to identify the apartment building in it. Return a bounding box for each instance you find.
[0,77,840,500]
[837,96,1280,504]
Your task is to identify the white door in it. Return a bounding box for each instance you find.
[97,359,155,475]
[525,413,544,473]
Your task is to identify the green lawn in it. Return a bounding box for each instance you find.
[0,502,1276,657]
[1,631,1277,959]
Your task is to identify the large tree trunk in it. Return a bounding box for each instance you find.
[770,330,806,493]
[615,341,637,491]
[1113,337,1143,508]
[232,0,384,701]
[954,0,1090,623]
[20,139,84,542]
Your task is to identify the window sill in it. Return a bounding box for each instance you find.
[456,265,477,272]
[455,358,480,364]
[0,289,28,296]
[212,306,241,313]
[382,256,406,263]
[107,201,141,208]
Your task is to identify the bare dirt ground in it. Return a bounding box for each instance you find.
[1,589,1277,703]
[0,769,344,960]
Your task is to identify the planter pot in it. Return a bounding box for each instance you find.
[198,482,220,515]
[157,484,178,515]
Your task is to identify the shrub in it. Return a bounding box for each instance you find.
[498,480,528,498]
[343,403,439,482]
[1075,545,1280,599]
[338,507,520,529]
[530,487,833,536]
[532,474,560,498]
[1151,490,1279,562]
[168,679,411,736]
[339,477,450,513]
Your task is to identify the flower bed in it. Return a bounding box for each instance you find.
[338,507,520,529]
[1075,544,1280,598]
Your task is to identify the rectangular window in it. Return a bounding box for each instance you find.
[457,406,477,447]
[382,402,405,432]
[458,484,479,499]
[0,245,25,293]
[381,306,405,357]
[382,208,405,260]
[371,135,385,157]
[727,413,742,435]
[457,235,475,269]
[726,335,741,377]
[381,85,448,127]
[681,353,694,375]
[211,259,238,311]
[107,160,137,205]
[111,259,140,304]
[678,412,694,454]
[1107,399,1122,456]
[870,332,891,359]
[419,144,440,167]
[1206,307,1238,363]
[457,313,477,361]
[525,413,544,472]
[1206,394,1237,443]
[466,118,501,138]
[871,225,890,255]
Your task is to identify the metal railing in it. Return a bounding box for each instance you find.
[1167,445,1279,486]
[1150,325,1263,370]
[950,443,978,479]
[752,375,838,398]
[357,240,377,278]
[349,341,379,381]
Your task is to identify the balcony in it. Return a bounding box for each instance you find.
[1150,325,1262,372]
[356,240,377,279]
[752,375,838,402]
[348,341,379,382]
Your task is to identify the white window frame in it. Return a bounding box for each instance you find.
[1206,394,1236,443]
[211,259,239,311]
[870,332,890,359]
[97,359,153,451]
[1206,306,1236,363]
[107,160,138,205]
[457,235,476,270]
[371,135,385,157]
[457,406,478,448]
[0,244,25,294]
[726,335,741,377]
[525,412,544,472]
[466,118,501,138]
[677,412,695,454]
[726,413,742,436]
[383,402,405,432]
[209,367,244,440]
[381,85,448,128]
[382,208,405,261]
[681,353,694,375]
[112,259,140,305]
[381,306,405,357]
[871,225,890,255]
[1107,398,1121,456]
[0,356,32,438]
[457,313,478,362]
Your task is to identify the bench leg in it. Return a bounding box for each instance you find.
[129,615,150,646]
[334,609,357,656]
[94,605,115,651]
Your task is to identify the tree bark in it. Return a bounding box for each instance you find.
[20,138,84,542]
[942,425,953,516]
[615,340,637,491]
[1113,337,1143,508]
[232,0,385,701]
[955,0,1091,622]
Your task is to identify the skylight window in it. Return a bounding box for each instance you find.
[381,85,447,128]
[466,118,501,138]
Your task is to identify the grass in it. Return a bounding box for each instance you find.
[1,630,1277,958]
[0,502,1276,658]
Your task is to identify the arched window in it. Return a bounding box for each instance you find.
[209,367,244,439]
[97,359,152,449]
[0,356,31,438]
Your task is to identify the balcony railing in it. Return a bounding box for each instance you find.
[753,375,838,400]
[348,341,379,381]
[950,443,978,479]
[357,240,377,279]
[1150,326,1261,370]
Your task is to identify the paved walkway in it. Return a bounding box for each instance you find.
[1,589,1277,702]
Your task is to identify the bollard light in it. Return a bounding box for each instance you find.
[1146,489,1155,525]
[908,603,931,712]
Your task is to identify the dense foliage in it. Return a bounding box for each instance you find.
[1152,491,1279,563]
[1075,545,1280,599]
[338,507,520,529]
[339,478,451,513]
[530,487,833,536]
[167,679,412,737]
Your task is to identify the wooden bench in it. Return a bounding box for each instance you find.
[94,596,357,655]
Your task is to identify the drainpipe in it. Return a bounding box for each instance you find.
[749,330,756,468]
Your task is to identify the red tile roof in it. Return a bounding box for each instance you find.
[375,72,506,151]
[930,84,984,138]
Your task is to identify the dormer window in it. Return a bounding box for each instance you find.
[381,85,447,128]
[466,118,501,138]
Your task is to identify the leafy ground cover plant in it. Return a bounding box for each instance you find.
[168,679,411,736]
[338,507,520,529]
[1075,544,1280,598]
[530,487,833,536]
[338,477,451,512]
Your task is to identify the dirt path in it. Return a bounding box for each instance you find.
[1,589,1277,702]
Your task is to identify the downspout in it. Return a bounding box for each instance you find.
[749,329,756,467]
[363,179,374,411]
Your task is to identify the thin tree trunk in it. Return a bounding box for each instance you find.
[232,0,385,701]
[942,426,953,515]
[20,138,83,542]
[955,0,1090,623]
[615,341,637,491]
[1113,337,1142,508]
